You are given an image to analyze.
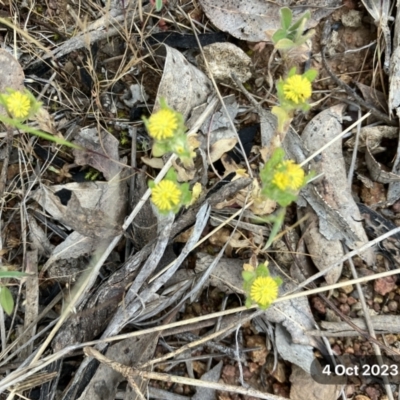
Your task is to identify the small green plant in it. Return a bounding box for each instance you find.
[242,263,282,309]
[258,147,313,249]
[260,148,311,207]
[144,99,198,214]
[143,98,196,168]
[272,67,317,134]
[148,168,192,214]
[271,7,315,53]
[0,88,82,149]
[0,270,29,315]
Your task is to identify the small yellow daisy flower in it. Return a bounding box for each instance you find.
[283,74,312,104]
[147,108,178,140]
[6,91,31,119]
[151,180,182,212]
[272,160,305,191]
[250,276,279,307]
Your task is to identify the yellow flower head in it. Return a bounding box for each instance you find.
[151,180,182,212]
[6,91,31,119]
[147,108,178,140]
[283,74,312,104]
[272,160,305,191]
[250,276,279,307]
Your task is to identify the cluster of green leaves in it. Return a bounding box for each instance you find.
[272,7,315,51]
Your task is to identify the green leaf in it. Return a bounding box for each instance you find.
[242,270,255,282]
[289,10,310,32]
[0,270,29,279]
[0,286,14,315]
[155,0,163,11]
[152,141,168,157]
[271,106,289,133]
[275,38,295,50]
[272,29,287,44]
[296,29,315,45]
[280,7,292,30]
[255,263,270,277]
[270,147,285,164]
[287,67,297,77]
[274,276,283,286]
[245,298,253,308]
[275,79,285,101]
[264,208,286,249]
[303,68,318,82]
[165,168,178,182]
[293,18,308,42]
[180,183,192,205]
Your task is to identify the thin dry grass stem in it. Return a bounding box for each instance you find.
[4,251,400,394]
[0,293,62,365]
[28,97,218,365]
[84,347,146,400]
[83,345,287,400]
[0,18,53,58]
[347,108,361,186]
[347,254,394,400]
[140,320,248,369]
[372,40,387,99]
[11,371,58,393]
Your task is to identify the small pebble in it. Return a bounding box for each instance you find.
[351,302,362,312]
[388,300,398,312]
[338,293,348,304]
[347,297,357,306]
[373,294,383,303]
[339,303,350,314]
[384,334,397,345]
[340,283,353,294]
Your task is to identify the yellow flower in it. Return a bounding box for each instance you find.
[175,145,185,155]
[272,160,305,191]
[151,180,182,212]
[147,108,178,140]
[6,91,31,119]
[283,74,312,104]
[250,276,279,307]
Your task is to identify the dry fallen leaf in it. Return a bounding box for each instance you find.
[198,0,341,42]
[154,44,213,119]
[290,365,339,400]
[209,137,237,163]
[302,104,374,265]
